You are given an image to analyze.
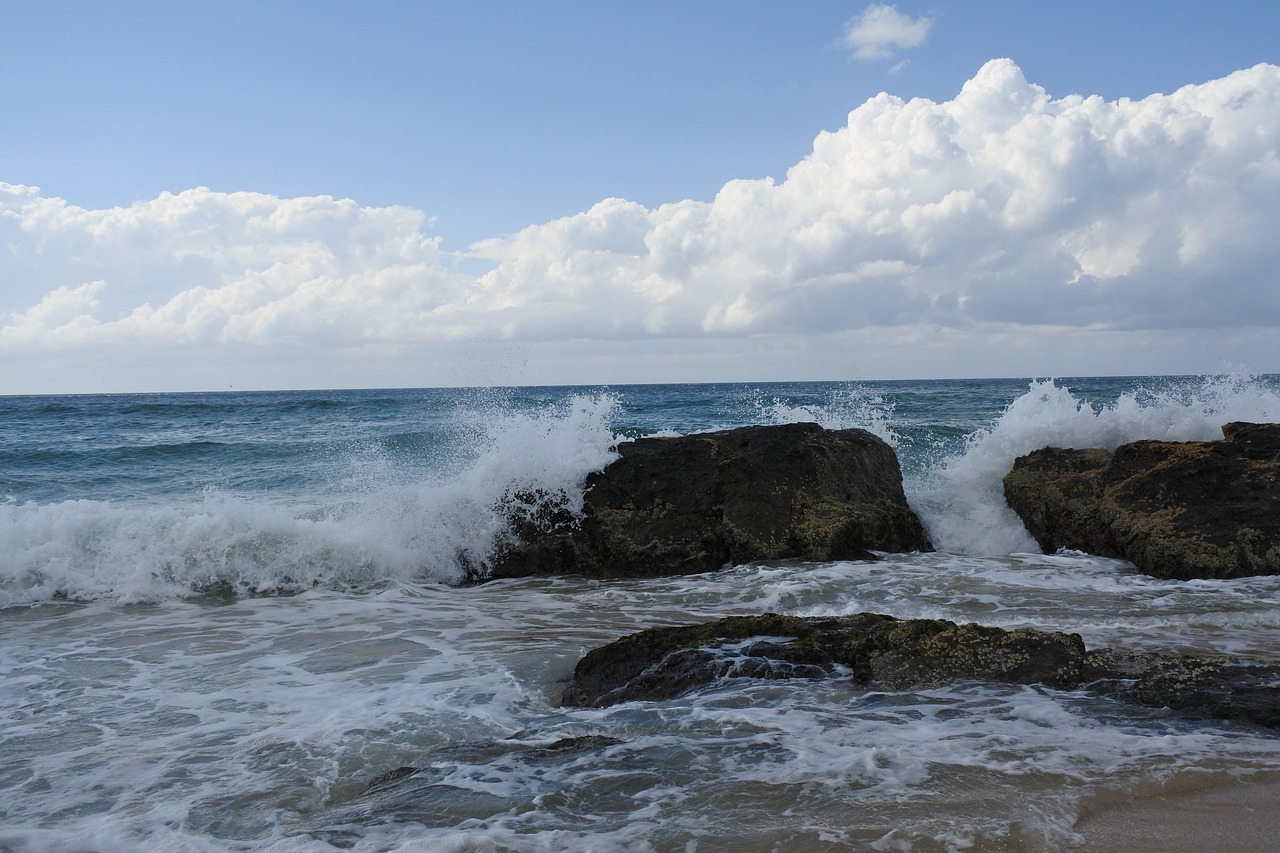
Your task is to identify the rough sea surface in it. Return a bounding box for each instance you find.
[3,375,1280,851]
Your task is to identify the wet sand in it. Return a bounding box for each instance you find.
[1073,775,1280,852]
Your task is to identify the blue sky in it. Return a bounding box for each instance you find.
[3,1,1279,393]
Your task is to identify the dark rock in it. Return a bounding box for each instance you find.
[561,612,1280,730]
[366,766,417,791]
[1003,422,1280,579]
[560,612,1087,707]
[488,423,931,579]
[518,734,625,758]
[1084,649,1280,730]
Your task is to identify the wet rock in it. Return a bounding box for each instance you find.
[1003,422,1280,579]
[1085,649,1280,729]
[366,766,417,791]
[560,612,1087,707]
[517,734,625,758]
[488,423,932,579]
[561,612,1280,730]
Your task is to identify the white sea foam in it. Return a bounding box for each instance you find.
[0,393,620,605]
[909,372,1280,555]
[5,563,1278,852]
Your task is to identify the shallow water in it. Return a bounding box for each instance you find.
[5,557,1280,852]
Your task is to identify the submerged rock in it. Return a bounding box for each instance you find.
[366,765,417,791]
[560,612,1280,730]
[1084,649,1280,730]
[488,423,931,579]
[361,735,624,795]
[560,612,1087,707]
[1002,422,1280,580]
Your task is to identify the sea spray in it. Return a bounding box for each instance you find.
[424,391,621,577]
[909,372,1280,555]
[751,383,900,444]
[0,392,621,604]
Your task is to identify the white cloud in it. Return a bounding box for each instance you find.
[467,60,1280,338]
[0,186,471,350]
[841,3,934,61]
[3,59,1280,391]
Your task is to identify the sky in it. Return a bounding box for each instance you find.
[2,1,1279,394]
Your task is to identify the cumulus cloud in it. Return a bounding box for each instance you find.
[3,59,1280,389]
[0,186,471,349]
[841,3,934,61]
[467,60,1280,338]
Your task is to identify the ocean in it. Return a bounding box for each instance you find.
[3,374,1280,852]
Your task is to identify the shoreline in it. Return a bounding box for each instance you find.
[1072,774,1280,852]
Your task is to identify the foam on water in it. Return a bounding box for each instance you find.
[0,393,619,605]
[5,560,1279,852]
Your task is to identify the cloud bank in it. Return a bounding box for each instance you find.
[4,59,1279,390]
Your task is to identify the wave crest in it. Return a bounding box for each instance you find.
[0,393,620,605]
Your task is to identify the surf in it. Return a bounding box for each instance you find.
[3,374,1279,605]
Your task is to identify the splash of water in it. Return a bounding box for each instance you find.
[0,393,621,605]
[752,384,899,444]
[912,372,1280,555]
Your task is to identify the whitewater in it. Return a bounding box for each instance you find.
[3,374,1280,851]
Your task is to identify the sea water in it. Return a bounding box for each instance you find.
[3,375,1280,851]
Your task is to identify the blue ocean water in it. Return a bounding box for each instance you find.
[3,374,1280,851]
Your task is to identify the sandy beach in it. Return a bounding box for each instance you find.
[1073,775,1280,852]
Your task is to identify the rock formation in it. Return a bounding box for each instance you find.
[1002,422,1280,580]
[558,612,1280,730]
[560,612,1085,707]
[487,423,932,580]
